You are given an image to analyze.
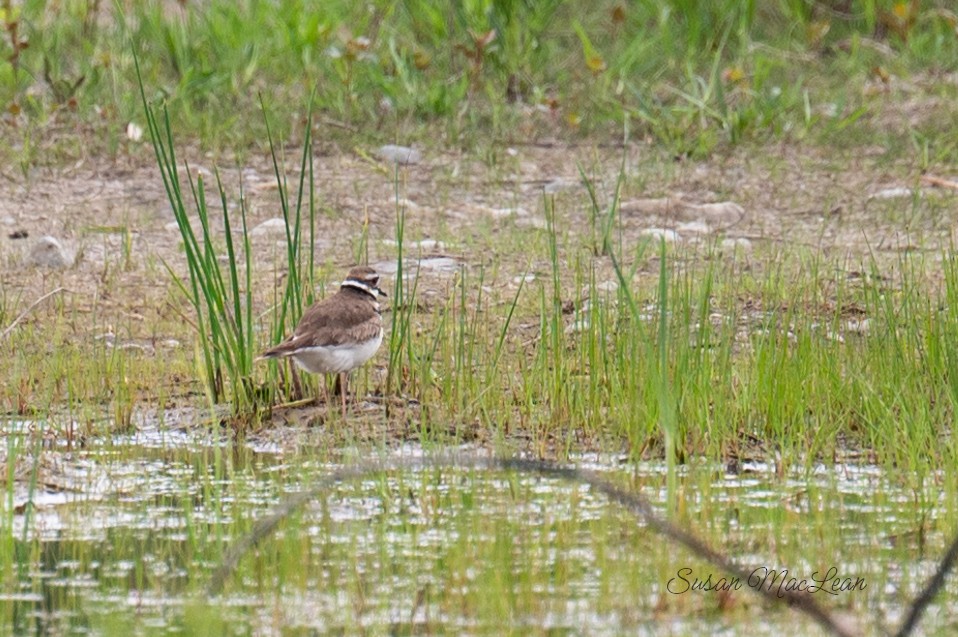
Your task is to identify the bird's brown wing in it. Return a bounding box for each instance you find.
[259,295,381,359]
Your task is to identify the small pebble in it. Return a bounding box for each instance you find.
[250,218,289,238]
[488,206,530,218]
[720,237,753,251]
[125,122,144,142]
[594,280,618,294]
[27,235,72,268]
[685,201,745,224]
[565,318,591,334]
[844,318,870,335]
[640,228,679,242]
[377,145,422,165]
[869,187,917,200]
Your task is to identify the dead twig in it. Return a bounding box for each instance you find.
[893,530,958,637]
[919,175,958,191]
[0,287,66,341]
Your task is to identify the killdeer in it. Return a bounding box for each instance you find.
[259,266,387,416]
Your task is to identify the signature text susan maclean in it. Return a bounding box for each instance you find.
[667,567,866,598]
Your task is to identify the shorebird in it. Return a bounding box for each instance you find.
[259,266,386,416]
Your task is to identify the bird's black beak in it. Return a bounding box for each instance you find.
[377,286,388,298]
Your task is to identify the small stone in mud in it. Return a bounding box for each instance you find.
[640,228,679,242]
[377,145,422,165]
[381,238,445,251]
[868,187,917,200]
[250,218,289,238]
[565,317,591,334]
[844,318,870,335]
[685,201,745,225]
[125,122,144,142]
[8,229,28,240]
[594,280,618,294]
[27,235,72,268]
[720,237,752,252]
[417,256,459,272]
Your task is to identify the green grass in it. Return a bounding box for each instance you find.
[4,1,958,634]
[3,1,958,167]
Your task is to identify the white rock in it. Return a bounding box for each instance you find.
[594,280,618,294]
[565,318,590,334]
[685,202,745,224]
[869,187,917,200]
[381,238,445,251]
[27,236,72,268]
[418,257,459,272]
[844,318,870,334]
[117,342,154,354]
[250,218,289,238]
[487,206,530,218]
[394,197,420,210]
[378,145,422,165]
[720,237,753,251]
[125,122,144,142]
[640,228,679,242]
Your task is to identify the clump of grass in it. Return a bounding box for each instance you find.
[137,58,257,415]
[137,53,332,418]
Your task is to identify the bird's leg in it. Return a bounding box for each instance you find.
[289,362,303,401]
[339,372,348,419]
[319,374,327,407]
[271,362,315,409]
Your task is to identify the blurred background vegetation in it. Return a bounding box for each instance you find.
[0,0,956,164]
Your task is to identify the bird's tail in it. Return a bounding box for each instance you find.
[256,348,287,362]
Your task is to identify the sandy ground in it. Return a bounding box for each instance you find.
[3,140,954,287]
[1,139,957,445]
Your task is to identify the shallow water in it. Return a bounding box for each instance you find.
[2,417,956,636]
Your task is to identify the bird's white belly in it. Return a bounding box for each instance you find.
[291,331,383,374]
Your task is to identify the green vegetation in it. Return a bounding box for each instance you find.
[2,1,957,164]
[2,1,958,635]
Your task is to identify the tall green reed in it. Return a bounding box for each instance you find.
[137,60,256,412]
[136,54,318,417]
